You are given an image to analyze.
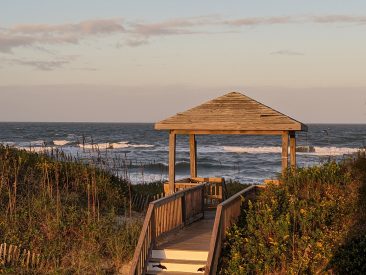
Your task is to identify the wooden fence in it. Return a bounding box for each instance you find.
[130,183,206,275]
[163,177,227,208]
[205,185,262,275]
[131,192,165,212]
[0,243,44,270]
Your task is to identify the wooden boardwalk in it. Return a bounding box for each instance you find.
[157,210,215,252]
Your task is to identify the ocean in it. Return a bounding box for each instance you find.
[0,123,365,184]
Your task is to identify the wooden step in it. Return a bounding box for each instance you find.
[151,249,208,261]
[149,258,206,265]
[146,271,201,275]
[147,260,205,273]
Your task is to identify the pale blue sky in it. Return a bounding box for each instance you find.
[0,1,365,122]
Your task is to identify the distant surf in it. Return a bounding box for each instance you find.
[223,146,360,156]
[1,122,365,183]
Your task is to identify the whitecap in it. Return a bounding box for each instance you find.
[130,144,154,148]
[78,141,129,150]
[223,146,282,154]
[310,146,359,156]
[223,145,361,156]
[53,140,69,146]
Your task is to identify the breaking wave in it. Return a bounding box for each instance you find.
[223,146,360,156]
[53,140,69,146]
[77,141,154,150]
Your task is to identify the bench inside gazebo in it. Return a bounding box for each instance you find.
[130,92,307,275]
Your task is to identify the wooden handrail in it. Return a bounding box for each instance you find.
[205,185,260,275]
[191,177,224,183]
[163,177,227,208]
[130,183,207,275]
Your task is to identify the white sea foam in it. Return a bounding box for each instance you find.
[16,146,54,153]
[0,141,15,146]
[224,146,282,154]
[130,144,154,148]
[77,141,153,150]
[53,140,69,146]
[310,146,359,156]
[29,140,45,146]
[223,146,360,156]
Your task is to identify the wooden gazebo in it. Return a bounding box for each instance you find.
[155,92,307,194]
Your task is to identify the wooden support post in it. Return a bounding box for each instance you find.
[181,194,186,224]
[289,131,296,169]
[169,131,176,194]
[189,134,197,178]
[151,209,156,249]
[282,131,289,175]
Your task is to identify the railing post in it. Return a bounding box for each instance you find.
[181,193,186,225]
[151,208,156,249]
[201,185,205,217]
[169,131,176,194]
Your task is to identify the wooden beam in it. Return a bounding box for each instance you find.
[289,131,296,168]
[189,134,197,178]
[171,130,284,135]
[282,131,289,174]
[169,131,176,194]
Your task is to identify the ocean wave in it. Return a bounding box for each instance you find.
[20,140,46,146]
[224,146,282,154]
[311,146,360,156]
[78,141,153,150]
[78,142,128,150]
[16,146,55,153]
[53,140,69,146]
[130,144,154,148]
[223,146,360,156]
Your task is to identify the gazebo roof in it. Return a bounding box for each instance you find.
[155,92,307,132]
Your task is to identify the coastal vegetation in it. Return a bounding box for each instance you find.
[220,152,366,274]
[2,144,365,274]
[0,145,143,274]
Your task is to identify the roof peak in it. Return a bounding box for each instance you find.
[155,92,307,132]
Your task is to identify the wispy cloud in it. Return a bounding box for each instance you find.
[1,14,365,53]
[3,55,78,70]
[310,15,366,24]
[123,39,149,47]
[0,19,124,53]
[270,50,304,56]
[129,15,219,37]
[10,19,124,35]
[224,16,294,26]
[224,14,366,27]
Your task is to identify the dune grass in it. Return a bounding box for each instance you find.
[0,145,142,274]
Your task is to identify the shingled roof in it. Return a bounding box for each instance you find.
[155,92,307,131]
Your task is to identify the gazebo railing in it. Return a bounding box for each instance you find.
[130,183,206,275]
[163,177,227,208]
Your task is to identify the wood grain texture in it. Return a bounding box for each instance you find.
[130,184,207,275]
[189,134,197,177]
[155,92,307,131]
[282,131,289,173]
[290,131,296,168]
[169,132,176,194]
[206,185,260,275]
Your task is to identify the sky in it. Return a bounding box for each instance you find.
[0,0,365,123]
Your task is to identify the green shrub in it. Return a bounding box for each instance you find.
[220,154,366,274]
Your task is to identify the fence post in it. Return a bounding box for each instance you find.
[151,207,156,249]
[201,186,205,217]
[181,193,186,225]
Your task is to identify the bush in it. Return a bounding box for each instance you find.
[220,153,366,274]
